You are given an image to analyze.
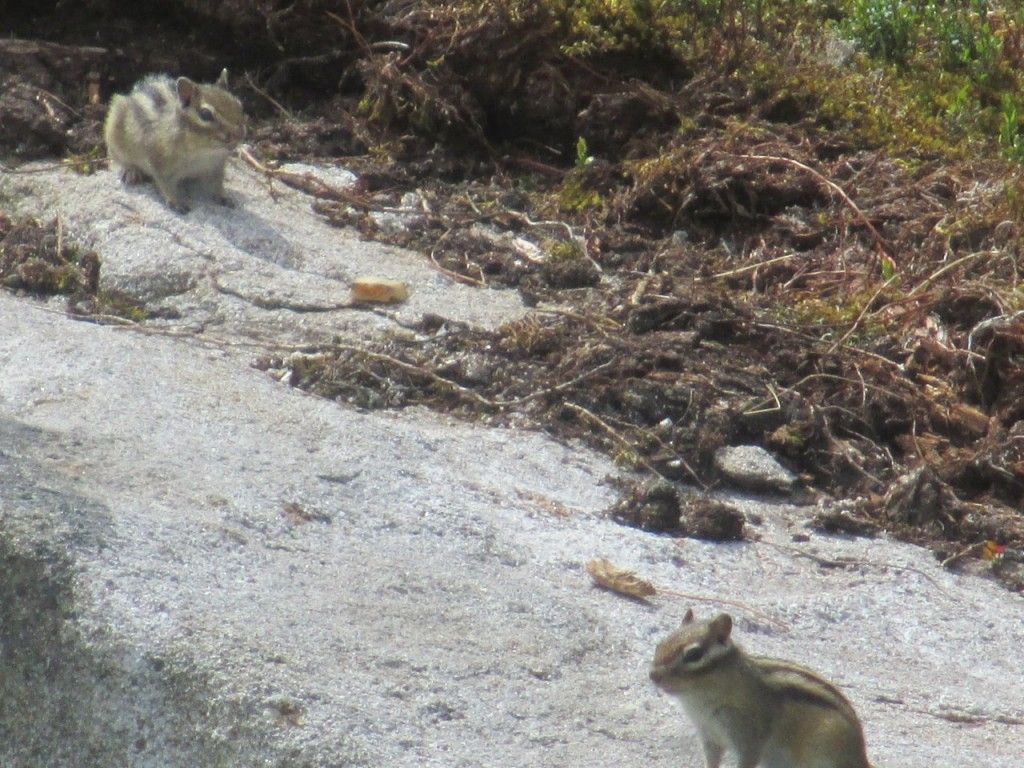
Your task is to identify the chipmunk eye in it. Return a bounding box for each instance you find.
[682,646,704,664]
[198,107,215,122]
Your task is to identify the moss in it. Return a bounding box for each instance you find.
[556,175,603,213]
[548,241,584,262]
[747,54,968,160]
[774,288,889,343]
[92,291,147,323]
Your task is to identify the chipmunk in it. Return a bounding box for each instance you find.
[104,69,246,212]
[650,611,871,768]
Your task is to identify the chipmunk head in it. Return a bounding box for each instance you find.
[649,610,737,692]
[176,69,246,147]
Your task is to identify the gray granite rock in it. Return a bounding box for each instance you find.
[715,444,797,493]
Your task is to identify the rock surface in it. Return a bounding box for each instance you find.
[1,161,1023,767]
[715,444,797,493]
[1,162,525,346]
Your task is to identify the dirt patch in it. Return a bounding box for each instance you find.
[0,215,99,295]
[0,214,148,321]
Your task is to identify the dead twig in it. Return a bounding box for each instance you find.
[906,249,991,297]
[563,402,705,488]
[658,587,789,631]
[212,275,352,312]
[503,154,567,179]
[939,540,986,569]
[326,2,372,58]
[533,307,622,332]
[708,252,797,280]
[0,159,106,174]
[743,371,908,415]
[501,360,615,405]
[825,275,898,354]
[762,541,954,599]
[243,73,294,120]
[743,383,781,416]
[333,342,499,410]
[35,86,82,118]
[585,558,788,629]
[428,227,487,286]
[238,146,376,209]
[564,402,664,474]
[731,153,894,261]
[504,209,602,275]
[753,322,903,369]
[55,215,64,261]
[67,311,139,327]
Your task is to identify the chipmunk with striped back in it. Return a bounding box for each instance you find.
[104,69,246,212]
[650,611,871,768]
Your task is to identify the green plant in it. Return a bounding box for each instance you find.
[936,0,1003,82]
[552,0,694,57]
[943,81,973,128]
[880,256,896,281]
[575,136,593,168]
[845,0,922,64]
[1000,93,1024,161]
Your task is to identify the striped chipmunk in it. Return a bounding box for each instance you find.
[650,611,872,768]
[104,69,246,212]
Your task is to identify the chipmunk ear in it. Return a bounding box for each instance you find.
[216,68,230,88]
[709,613,733,641]
[682,608,695,624]
[176,77,198,106]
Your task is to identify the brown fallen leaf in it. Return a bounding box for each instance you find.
[350,276,410,304]
[585,558,656,599]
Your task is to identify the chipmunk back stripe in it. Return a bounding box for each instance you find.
[138,78,168,112]
[754,657,858,720]
[128,93,156,130]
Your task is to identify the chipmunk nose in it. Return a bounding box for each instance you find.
[226,122,246,145]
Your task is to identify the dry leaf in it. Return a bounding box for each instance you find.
[585,558,656,599]
[350,277,410,304]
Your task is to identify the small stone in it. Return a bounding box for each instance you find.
[278,162,358,189]
[714,445,796,493]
